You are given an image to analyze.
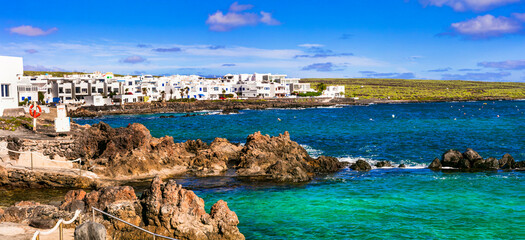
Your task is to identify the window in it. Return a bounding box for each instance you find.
[1,84,9,97]
[28,96,31,100]
[82,88,88,93]
[65,89,72,94]
[128,82,133,86]
[59,87,64,93]
[98,88,103,93]
[92,87,96,92]
[76,87,81,93]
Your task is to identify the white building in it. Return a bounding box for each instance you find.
[0,56,23,116]
[322,85,346,98]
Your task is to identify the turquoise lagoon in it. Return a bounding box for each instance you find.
[74,101,524,239]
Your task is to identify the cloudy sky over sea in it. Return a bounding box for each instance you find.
[1,0,524,81]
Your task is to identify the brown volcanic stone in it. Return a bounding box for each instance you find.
[235,131,345,182]
[85,186,137,210]
[140,176,245,240]
[60,190,87,211]
[73,122,344,182]
[1,177,244,240]
[499,153,515,169]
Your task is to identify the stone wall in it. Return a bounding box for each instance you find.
[0,136,78,169]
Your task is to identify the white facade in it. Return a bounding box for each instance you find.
[14,71,343,107]
[322,85,346,98]
[0,56,23,116]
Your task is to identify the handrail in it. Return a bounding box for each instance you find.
[91,207,177,240]
[31,209,81,240]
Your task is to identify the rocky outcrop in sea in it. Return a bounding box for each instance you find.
[72,122,346,182]
[0,176,244,240]
[429,148,524,171]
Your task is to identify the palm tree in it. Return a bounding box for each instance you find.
[170,89,174,100]
[161,91,166,102]
[185,87,189,100]
[179,88,185,100]
[317,83,327,93]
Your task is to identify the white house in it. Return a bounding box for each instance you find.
[0,56,23,116]
[322,85,346,98]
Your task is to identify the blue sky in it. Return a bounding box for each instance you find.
[1,0,524,81]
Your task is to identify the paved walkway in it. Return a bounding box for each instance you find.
[0,222,75,240]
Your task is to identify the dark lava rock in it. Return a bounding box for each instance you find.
[499,153,515,169]
[463,148,483,163]
[428,158,442,170]
[375,161,393,168]
[513,161,525,169]
[350,160,371,171]
[398,164,406,168]
[458,157,471,169]
[442,150,463,168]
[222,109,240,114]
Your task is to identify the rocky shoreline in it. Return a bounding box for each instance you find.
[0,176,244,240]
[69,98,355,118]
[68,97,521,118]
[0,121,347,189]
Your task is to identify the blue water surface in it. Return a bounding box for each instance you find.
[75,100,525,239]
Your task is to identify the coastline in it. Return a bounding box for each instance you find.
[68,97,520,117]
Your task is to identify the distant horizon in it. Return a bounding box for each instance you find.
[20,69,525,83]
[1,0,524,81]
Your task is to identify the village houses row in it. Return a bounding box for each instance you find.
[1,56,345,116]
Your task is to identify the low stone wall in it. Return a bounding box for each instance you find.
[0,137,78,169]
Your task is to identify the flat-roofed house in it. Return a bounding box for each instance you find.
[0,56,23,116]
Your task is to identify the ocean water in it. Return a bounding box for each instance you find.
[74,101,525,239]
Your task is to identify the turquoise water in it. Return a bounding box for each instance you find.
[75,101,525,239]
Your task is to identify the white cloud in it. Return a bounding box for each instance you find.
[478,60,525,70]
[298,44,325,48]
[450,14,522,38]
[206,3,280,31]
[420,0,520,12]
[513,13,525,22]
[260,11,280,25]
[229,2,253,12]
[9,25,58,36]
[0,40,384,77]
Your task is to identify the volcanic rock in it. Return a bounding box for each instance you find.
[441,150,463,168]
[499,154,515,169]
[139,176,245,240]
[235,131,345,181]
[428,158,442,170]
[71,122,345,182]
[375,161,393,168]
[350,160,372,171]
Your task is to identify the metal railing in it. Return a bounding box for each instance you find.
[91,207,177,240]
[0,145,82,175]
[31,209,82,240]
